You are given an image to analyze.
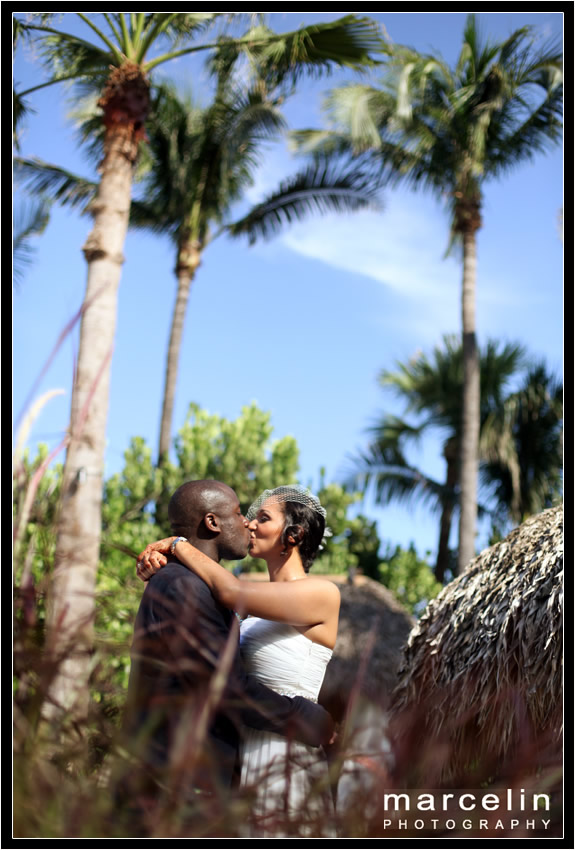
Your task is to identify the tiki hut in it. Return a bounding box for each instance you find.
[390,505,563,783]
[318,576,415,721]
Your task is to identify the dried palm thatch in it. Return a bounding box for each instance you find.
[318,577,415,721]
[390,505,563,782]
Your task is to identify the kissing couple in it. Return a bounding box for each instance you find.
[121,479,341,838]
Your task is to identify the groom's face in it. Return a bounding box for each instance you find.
[216,492,251,561]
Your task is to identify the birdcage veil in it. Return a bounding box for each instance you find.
[246,485,332,548]
[246,485,327,521]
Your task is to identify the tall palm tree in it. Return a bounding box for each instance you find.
[14,12,382,716]
[134,83,382,468]
[16,79,382,472]
[294,15,563,571]
[349,335,526,583]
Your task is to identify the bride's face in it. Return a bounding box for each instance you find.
[247,499,286,561]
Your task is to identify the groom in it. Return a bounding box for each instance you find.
[120,479,334,813]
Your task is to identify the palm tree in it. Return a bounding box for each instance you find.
[294,15,563,571]
[14,12,383,716]
[480,362,562,531]
[349,335,526,583]
[16,79,382,474]
[135,84,381,468]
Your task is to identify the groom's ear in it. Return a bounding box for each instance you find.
[203,512,221,534]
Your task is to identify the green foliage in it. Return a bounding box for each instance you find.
[310,479,362,575]
[345,514,382,580]
[305,479,385,579]
[14,365,561,709]
[378,543,443,616]
[156,401,301,571]
[97,438,164,695]
[13,443,63,593]
[164,401,300,511]
[14,404,383,702]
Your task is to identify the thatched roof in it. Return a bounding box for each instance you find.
[318,576,415,721]
[390,505,563,781]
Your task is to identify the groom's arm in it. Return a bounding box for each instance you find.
[190,576,334,747]
[232,659,334,748]
[149,566,334,747]
[195,580,334,747]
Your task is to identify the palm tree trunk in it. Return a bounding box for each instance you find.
[436,504,454,583]
[157,241,202,466]
[435,442,458,583]
[45,67,147,718]
[457,229,480,573]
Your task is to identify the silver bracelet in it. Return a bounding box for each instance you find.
[170,536,187,555]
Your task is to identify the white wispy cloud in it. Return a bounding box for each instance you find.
[243,150,553,348]
[281,201,458,299]
[246,152,459,295]
[244,153,464,340]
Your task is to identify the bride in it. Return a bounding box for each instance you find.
[136,485,340,837]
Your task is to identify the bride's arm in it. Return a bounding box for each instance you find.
[138,537,339,627]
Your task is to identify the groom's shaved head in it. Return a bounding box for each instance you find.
[167,479,249,562]
[168,480,237,534]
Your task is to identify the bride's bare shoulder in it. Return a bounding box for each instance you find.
[306,576,341,602]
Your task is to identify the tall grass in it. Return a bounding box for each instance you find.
[13,395,563,838]
[13,567,564,838]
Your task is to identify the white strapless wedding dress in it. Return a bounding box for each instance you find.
[239,616,336,837]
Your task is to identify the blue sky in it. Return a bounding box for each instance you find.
[13,12,564,563]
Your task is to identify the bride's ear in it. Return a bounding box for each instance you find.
[285,525,304,547]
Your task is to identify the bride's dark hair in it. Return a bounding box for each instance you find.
[280,501,325,572]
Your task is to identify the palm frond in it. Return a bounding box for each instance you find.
[480,404,523,519]
[28,22,118,77]
[300,15,562,242]
[347,441,445,513]
[321,84,393,151]
[345,333,556,537]
[366,414,428,457]
[289,128,362,159]
[480,361,562,524]
[135,86,237,237]
[125,78,288,245]
[14,157,97,212]
[461,13,480,71]
[146,13,383,76]
[236,15,383,89]
[13,88,35,150]
[132,12,223,65]
[128,199,176,237]
[13,197,52,285]
[147,12,222,45]
[225,157,383,244]
[485,84,563,177]
[219,86,287,147]
[479,340,527,406]
[13,13,56,49]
